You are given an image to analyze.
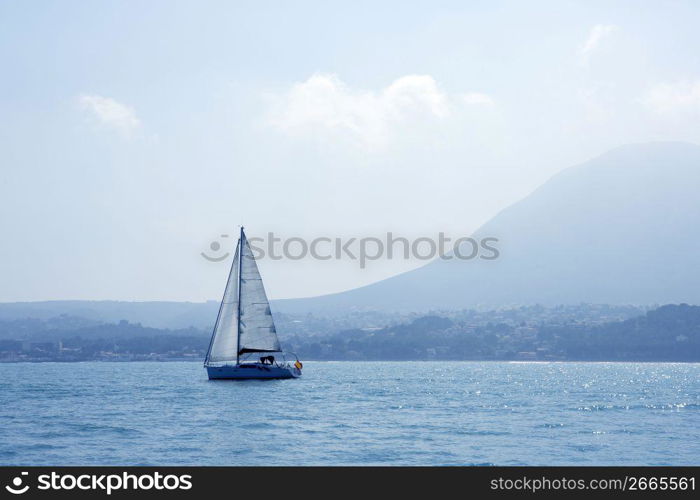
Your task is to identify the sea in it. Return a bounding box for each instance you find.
[0,361,698,465]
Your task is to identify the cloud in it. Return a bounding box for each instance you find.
[579,24,617,64]
[79,94,141,135]
[644,80,700,114]
[266,74,490,150]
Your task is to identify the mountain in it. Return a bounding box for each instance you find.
[274,142,700,313]
[0,300,218,329]
[3,142,699,319]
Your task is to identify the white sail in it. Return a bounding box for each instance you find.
[205,243,240,363]
[238,233,281,353]
[205,229,280,366]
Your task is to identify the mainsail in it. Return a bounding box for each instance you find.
[238,234,281,353]
[205,228,280,365]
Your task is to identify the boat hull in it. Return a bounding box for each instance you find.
[206,363,301,380]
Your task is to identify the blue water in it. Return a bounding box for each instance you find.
[0,362,698,465]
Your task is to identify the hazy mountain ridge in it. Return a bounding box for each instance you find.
[2,142,699,321]
[0,301,645,335]
[284,304,700,361]
[1,304,697,362]
[0,300,220,329]
[275,142,700,313]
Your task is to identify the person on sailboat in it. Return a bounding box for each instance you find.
[259,355,275,365]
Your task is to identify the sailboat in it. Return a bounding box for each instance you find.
[204,227,302,380]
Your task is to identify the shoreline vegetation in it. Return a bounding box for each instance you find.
[0,303,698,363]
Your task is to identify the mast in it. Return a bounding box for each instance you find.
[236,226,244,365]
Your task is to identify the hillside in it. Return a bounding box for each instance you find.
[275,142,700,313]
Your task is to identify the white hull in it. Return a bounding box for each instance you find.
[206,363,301,380]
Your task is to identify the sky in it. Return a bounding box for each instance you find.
[1,0,700,302]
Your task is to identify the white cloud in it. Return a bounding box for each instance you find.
[645,80,700,114]
[266,74,489,150]
[578,24,617,64]
[79,94,141,135]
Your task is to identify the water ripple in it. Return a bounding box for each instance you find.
[0,361,698,465]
